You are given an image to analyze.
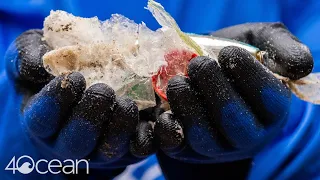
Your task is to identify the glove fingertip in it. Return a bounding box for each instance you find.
[154,111,184,150]
[253,23,313,79]
[218,46,291,125]
[114,97,139,123]
[274,41,313,80]
[24,72,86,138]
[66,72,86,101]
[130,121,156,158]
[85,83,116,105]
[166,75,203,117]
[5,29,53,83]
[54,83,115,159]
[188,56,217,80]
[99,97,139,160]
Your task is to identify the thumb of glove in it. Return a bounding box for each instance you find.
[5,29,53,84]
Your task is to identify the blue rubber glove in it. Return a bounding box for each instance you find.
[154,23,314,179]
[4,29,156,178]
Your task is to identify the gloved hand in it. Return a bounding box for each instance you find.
[154,23,313,179]
[5,29,156,178]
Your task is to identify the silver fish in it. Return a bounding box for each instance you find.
[148,0,320,105]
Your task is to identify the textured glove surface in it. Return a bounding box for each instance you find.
[4,30,157,177]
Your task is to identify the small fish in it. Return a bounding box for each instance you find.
[148,0,320,105]
[189,34,320,104]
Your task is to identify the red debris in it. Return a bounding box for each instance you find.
[152,49,197,101]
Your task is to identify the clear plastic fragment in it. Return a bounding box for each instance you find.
[287,73,320,104]
[42,7,195,110]
[147,0,204,56]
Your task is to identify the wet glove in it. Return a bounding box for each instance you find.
[154,22,313,179]
[4,29,156,178]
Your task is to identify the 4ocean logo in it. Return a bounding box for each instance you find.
[6,156,34,174]
[5,155,89,174]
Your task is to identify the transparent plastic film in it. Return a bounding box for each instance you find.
[43,44,157,109]
[147,0,203,56]
[286,73,320,104]
[42,1,196,110]
[116,77,156,110]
